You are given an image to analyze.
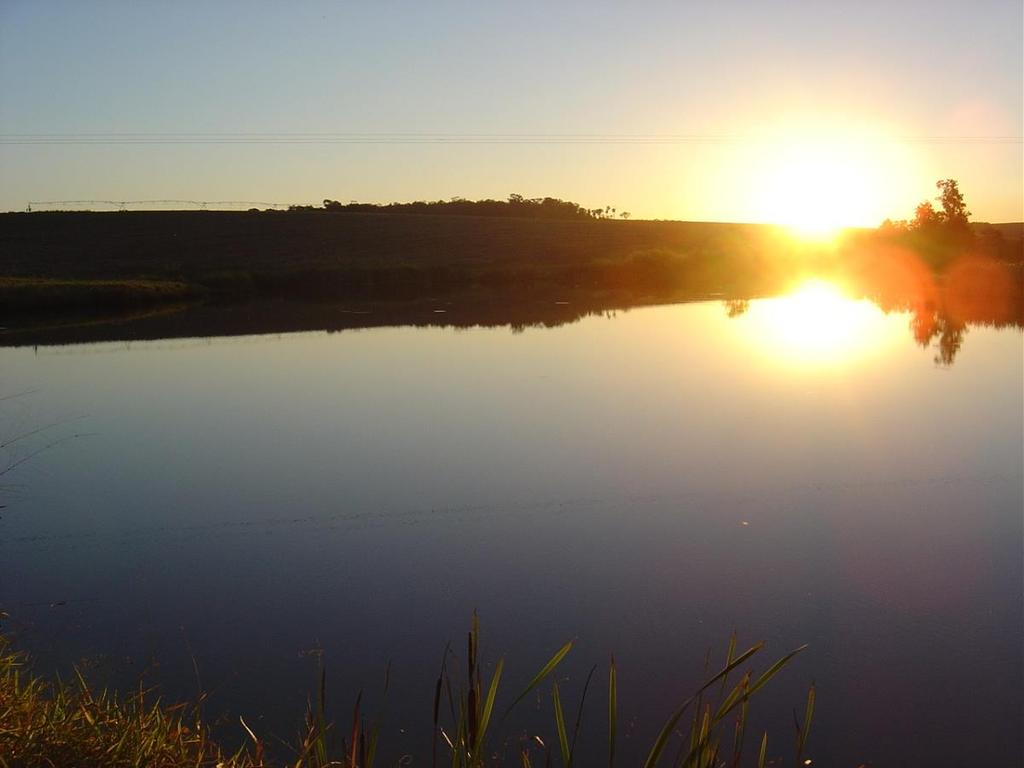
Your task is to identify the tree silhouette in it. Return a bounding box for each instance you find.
[913,201,942,229]
[935,179,970,228]
[881,178,974,235]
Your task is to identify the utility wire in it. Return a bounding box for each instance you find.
[1,132,1021,145]
[26,199,289,207]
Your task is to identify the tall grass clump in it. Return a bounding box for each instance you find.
[0,619,814,767]
[417,616,812,768]
[0,635,236,767]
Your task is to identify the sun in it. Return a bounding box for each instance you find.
[737,119,921,240]
[753,142,879,239]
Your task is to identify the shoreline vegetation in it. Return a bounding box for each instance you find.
[1,197,1020,361]
[2,192,1020,320]
[0,620,814,768]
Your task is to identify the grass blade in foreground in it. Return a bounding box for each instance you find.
[796,683,816,763]
[608,656,617,768]
[552,680,570,767]
[500,639,574,722]
[473,658,504,754]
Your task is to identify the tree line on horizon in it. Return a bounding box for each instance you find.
[286,193,631,221]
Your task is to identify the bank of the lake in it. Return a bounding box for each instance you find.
[0,624,813,768]
[2,211,1020,323]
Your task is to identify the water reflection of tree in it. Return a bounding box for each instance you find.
[911,310,967,366]
[723,299,750,318]
[721,249,1020,367]
[894,253,1019,365]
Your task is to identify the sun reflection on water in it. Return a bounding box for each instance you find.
[738,279,899,368]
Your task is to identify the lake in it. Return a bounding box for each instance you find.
[1,280,1021,766]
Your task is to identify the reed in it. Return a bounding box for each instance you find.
[0,619,812,767]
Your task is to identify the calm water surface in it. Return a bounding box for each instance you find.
[1,288,1021,766]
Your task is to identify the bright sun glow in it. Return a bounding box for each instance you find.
[741,279,898,367]
[759,145,872,239]
[739,119,923,239]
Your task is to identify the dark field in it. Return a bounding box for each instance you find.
[0,211,780,279]
[0,211,829,314]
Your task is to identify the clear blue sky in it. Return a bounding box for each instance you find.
[1,0,1021,222]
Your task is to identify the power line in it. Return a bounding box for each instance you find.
[27,199,289,205]
[1,132,1021,145]
[24,199,292,211]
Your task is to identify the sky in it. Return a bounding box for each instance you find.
[1,0,1021,223]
